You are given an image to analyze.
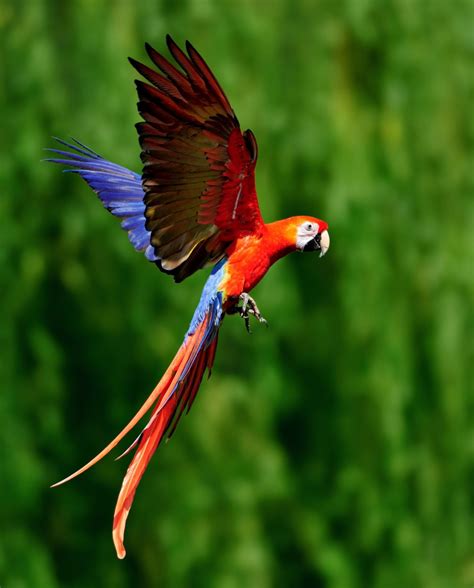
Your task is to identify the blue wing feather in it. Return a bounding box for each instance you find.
[46,138,158,261]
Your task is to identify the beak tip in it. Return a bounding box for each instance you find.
[319,230,330,258]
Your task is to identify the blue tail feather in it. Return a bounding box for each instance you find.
[187,258,226,337]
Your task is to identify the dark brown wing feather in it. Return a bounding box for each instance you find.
[130,35,263,282]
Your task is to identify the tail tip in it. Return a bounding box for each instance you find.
[114,535,127,559]
[50,480,63,489]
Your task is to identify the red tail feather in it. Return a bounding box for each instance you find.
[51,307,221,559]
[112,318,218,558]
[112,393,179,559]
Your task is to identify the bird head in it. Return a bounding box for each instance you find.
[265,216,330,262]
[294,217,330,257]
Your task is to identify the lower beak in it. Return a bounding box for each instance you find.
[319,230,330,257]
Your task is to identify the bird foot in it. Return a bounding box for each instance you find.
[237,293,268,333]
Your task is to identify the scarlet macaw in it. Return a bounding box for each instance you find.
[48,36,330,559]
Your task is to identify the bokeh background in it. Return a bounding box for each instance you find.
[1,1,473,586]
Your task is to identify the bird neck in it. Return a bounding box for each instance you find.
[263,219,298,265]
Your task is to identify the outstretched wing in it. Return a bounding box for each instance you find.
[46,138,157,262]
[130,35,263,282]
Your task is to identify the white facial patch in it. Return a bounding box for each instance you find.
[296,221,319,251]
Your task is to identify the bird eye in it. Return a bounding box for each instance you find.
[305,222,313,231]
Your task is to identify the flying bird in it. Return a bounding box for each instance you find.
[47,35,330,559]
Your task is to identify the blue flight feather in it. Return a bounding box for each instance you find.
[46,138,158,261]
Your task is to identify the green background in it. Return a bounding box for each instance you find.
[1,1,472,586]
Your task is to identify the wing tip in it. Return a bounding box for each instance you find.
[144,41,154,57]
[46,136,101,160]
[128,55,139,68]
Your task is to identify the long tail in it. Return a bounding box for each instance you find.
[52,286,224,558]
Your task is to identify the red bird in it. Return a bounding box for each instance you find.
[48,35,330,558]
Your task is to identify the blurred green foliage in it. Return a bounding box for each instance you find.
[0,0,473,586]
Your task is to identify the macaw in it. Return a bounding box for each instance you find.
[48,35,330,559]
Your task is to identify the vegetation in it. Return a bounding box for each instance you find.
[1,1,472,586]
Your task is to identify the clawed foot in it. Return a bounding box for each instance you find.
[228,293,268,333]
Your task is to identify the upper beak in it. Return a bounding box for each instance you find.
[319,229,330,258]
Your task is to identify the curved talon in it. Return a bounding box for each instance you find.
[246,308,268,326]
[243,314,251,333]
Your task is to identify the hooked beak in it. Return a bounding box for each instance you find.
[303,229,330,257]
[319,229,330,257]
